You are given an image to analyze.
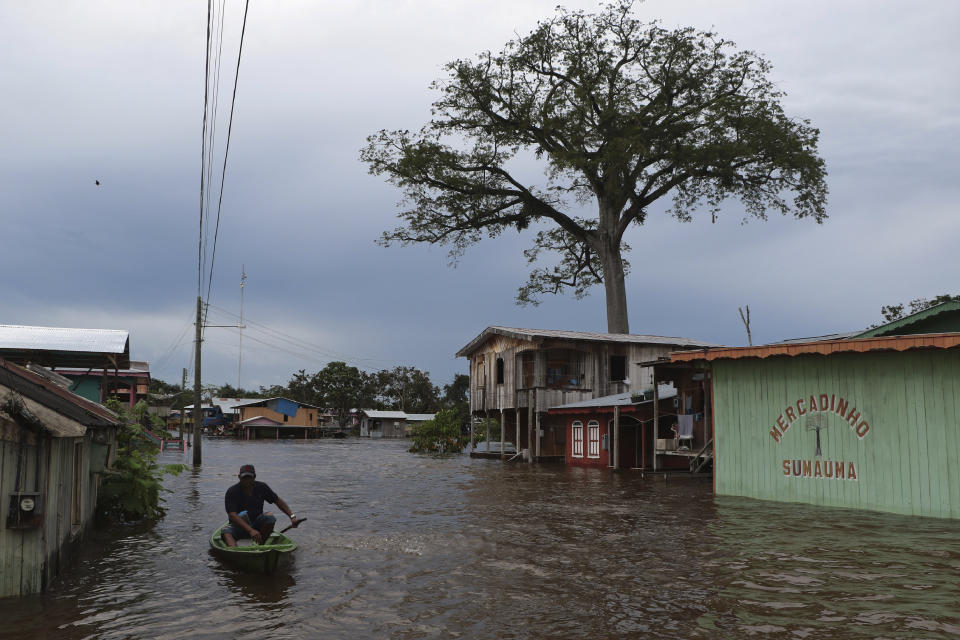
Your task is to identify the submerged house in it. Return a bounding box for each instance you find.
[661,301,960,519]
[456,326,718,461]
[233,397,322,439]
[0,358,122,597]
[358,411,437,438]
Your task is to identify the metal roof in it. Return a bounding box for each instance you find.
[361,410,408,419]
[669,332,960,363]
[855,300,960,338]
[548,384,677,411]
[232,397,323,410]
[0,358,121,432]
[456,326,722,358]
[0,324,130,369]
[405,413,436,421]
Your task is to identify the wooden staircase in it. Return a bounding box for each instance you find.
[690,437,713,474]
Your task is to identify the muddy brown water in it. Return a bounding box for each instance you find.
[1,438,958,639]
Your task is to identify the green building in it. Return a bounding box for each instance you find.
[669,302,960,519]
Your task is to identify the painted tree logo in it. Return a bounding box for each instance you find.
[805,413,828,458]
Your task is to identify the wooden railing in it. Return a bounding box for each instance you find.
[690,437,714,474]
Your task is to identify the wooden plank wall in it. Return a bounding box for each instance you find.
[1,418,115,596]
[713,350,960,518]
[468,339,676,415]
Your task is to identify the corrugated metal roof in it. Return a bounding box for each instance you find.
[0,325,128,353]
[670,332,960,362]
[405,413,435,421]
[456,326,722,357]
[232,397,323,410]
[362,410,407,419]
[548,384,677,411]
[0,324,130,368]
[0,358,120,431]
[855,300,960,338]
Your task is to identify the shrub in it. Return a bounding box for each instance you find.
[409,409,470,454]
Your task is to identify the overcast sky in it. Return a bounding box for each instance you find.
[2,1,958,391]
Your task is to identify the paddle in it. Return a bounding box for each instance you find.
[280,517,306,533]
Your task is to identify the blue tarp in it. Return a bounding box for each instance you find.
[271,398,299,418]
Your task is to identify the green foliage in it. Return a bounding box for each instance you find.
[408,409,470,454]
[471,418,502,446]
[362,2,827,332]
[96,399,186,523]
[441,373,470,427]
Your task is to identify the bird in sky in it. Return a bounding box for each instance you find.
[95,179,100,186]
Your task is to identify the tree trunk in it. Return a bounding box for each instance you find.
[599,238,630,334]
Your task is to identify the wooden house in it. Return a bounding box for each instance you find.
[456,326,719,461]
[358,411,437,438]
[359,410,408,438]
[0,358,122,597]
[662,301,960,518]
[547,385,712,472]
[233,397,322,440]
[54,361,150,409]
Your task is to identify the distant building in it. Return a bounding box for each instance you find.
[233,397,322,440]
[0,358,122,597]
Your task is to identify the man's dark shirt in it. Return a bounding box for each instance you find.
[224,481,278,520]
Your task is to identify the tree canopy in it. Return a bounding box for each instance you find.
[362,1,827,333]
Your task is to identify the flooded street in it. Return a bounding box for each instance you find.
[2,438,959,639]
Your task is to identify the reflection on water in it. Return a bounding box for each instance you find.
[1,439,958,639]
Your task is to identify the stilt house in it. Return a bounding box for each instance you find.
[456,326,719,461]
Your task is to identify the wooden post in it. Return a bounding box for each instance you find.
[652,378,659,472]
[192,296,203,466]
[515,407,520,458]
[484,410,490,453]
[613,405,620,470]
[535,408,541,459]
[527,390,534,464]
[469,415,475,453]
[500,409,506,461]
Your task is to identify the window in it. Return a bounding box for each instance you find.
[518,352,535,388]
[283,414,288,422]
[572,421,584,457]
[545,349,585,389]
[610,355,626,382]
[476,354,486,388]
[587,421,600,458]
[496,357,504,385]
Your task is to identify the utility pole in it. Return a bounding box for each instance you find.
[193,295,203,466]
[238,266,246,390]
[179,367,187,443]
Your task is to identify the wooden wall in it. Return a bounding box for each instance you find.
[467,338,677,415]
[0,417,115,597]
[713,349,960,519]
[238,405,318,427]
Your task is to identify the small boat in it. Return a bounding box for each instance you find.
[209,524,297,573]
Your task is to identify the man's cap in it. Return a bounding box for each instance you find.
[239,464,256,478]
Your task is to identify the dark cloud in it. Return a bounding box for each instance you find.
[2,0,958,389]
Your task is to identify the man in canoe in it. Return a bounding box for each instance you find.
[222,464,300,546]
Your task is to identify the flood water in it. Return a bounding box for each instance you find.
[2,438,959,639]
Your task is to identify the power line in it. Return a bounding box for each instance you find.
[205,0,251,313]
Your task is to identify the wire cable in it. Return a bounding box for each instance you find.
[205,0,251,315]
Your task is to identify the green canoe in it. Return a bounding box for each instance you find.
[209,523,297,573]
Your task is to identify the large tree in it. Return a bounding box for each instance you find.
[362,2,827,333]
